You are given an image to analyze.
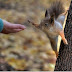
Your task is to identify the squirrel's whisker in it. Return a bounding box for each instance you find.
[28,20,39,27]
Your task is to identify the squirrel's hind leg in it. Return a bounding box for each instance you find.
[57,9,68,25]
[59,8,68,16]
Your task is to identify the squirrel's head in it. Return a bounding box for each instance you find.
[40,10,55,32]
[28,10,55,33]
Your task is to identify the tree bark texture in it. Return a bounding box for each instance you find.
[55,1,72,71]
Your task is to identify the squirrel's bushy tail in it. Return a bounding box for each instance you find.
[45,0,65,19]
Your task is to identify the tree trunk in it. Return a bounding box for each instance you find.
[54,1,72,71]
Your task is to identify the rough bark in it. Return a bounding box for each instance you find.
[55,1,72,71]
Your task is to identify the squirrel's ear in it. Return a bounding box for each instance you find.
[45,10,50,18]
[45,10,48,17]
[45,10,50,17]
[50,14,54,24]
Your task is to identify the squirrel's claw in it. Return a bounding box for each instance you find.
[59,30,68,45]
[63,38,68,45]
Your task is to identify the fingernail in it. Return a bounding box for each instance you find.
[22,25,26,29]
[24,26,26,29]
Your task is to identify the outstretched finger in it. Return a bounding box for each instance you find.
[13,29,23,32]
[9,24,26,29]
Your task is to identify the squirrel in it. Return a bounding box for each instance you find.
[28,1,68,57]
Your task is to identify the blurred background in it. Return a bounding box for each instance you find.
[0,0,70,71]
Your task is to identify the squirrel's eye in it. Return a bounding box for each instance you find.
[45,23,48,26]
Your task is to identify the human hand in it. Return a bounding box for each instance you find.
[1,20,26,34]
